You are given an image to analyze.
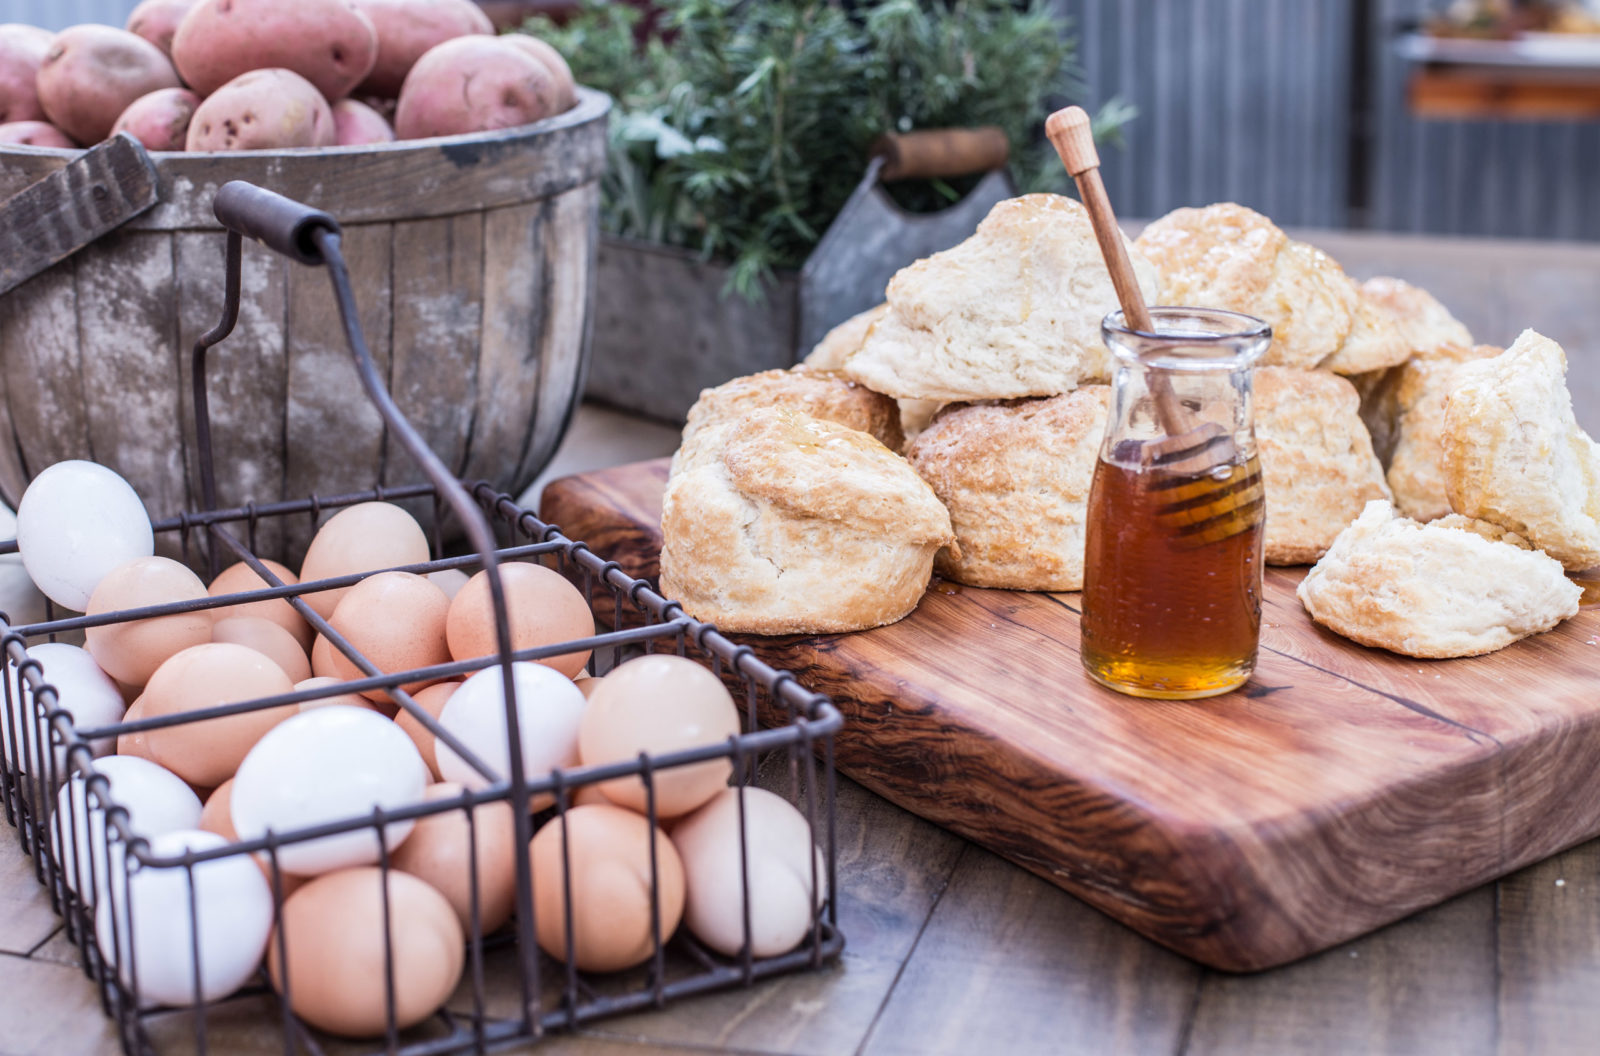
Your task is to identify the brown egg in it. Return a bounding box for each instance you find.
[115,695,157,761]
[444,563,593,679]
[570,783,610,808]
[84,557,212,686]
[299,503,430,620]
[327,572,451,701]
[208,559,313,650]
[199,779,305,900]
[578,655,739,819]
[394,681,458,780]
[268,867,464,1037]
[310,634,340,679]
[293,676,380,714]
[212,616,312,683]
[142,643,297,787]
[390,782,519,936]
[575,673,604,702]
[529,804,685,973]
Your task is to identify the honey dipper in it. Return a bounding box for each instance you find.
[1045,106,1263,545]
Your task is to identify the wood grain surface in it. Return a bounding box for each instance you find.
[540,458,1600,972]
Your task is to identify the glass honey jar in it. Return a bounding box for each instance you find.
[1080,307,1272,699]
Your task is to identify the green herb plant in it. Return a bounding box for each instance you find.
[519,0,1132,300]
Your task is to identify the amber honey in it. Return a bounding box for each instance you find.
[1080,447,1265,699]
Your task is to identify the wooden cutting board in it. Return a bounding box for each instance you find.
[542,458,1600,972]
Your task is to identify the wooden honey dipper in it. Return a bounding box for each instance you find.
[1045,106,1263,546]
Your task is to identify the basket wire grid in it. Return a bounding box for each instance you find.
[0,182,844,1056]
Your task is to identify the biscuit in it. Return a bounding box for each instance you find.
[1255,366,1392,565]
[1135,203,1358,371]
[1440,329,1600,570]
[1297,500,1580,658]
[843,194,1157,402]
[907,388,1110,590]
[1320,276,1474,377]
[659,409,956,634]
[1384,344,1502,522]
[802,303,887,371]
[672,368,903,476]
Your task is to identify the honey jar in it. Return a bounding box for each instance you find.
[1080,307,1271,699]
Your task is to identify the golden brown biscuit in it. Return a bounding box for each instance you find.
[1384,344,1503,522]
[843,194,1157,402]
[907,388,1110,591]
[1320,277,1474,377]
[659,409,956,634]
[1135,203,1359,371]
[1298,500,1580,658]
[1255,366,1392,565]
[672,368,903,476]
[802,303,887,371]
[1440,330,1600,570]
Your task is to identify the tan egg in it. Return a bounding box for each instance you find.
[142,643,297,787]
[310,634,340,679]
[394,681,458,780]
[328,572,451,701]
[208,559,313,650]
[575,673,604,702]
[579,655,738,819]
[445,563,593,678]
[115,695,157,761]
[212,616,312,683]
[199,779,305,900]
[268,867,464,1037]
[570,783,610,808]
[84,557,212,686]
[529,804,684,973]
[390,782,519,936]
[293,676,380,714]
[299,503,430,620]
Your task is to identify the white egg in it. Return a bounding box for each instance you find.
[436,662,586,795]
[54,756,203,901]
[16,460,154,612]
[670,787,827,958]
[4,643,126,776]
[230,705,427,876]
[0,504,47,627]
[95,829,273,1007]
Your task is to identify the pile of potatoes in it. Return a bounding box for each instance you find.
[0,0,576,153]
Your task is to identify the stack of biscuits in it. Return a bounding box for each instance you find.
[658,193,1595,659]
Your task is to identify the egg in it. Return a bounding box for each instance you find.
[671,787,827,958]
[578,655,739,819]
[141,643,297,787]
[16,460,154,611]
[394,681,458,780]
[327,571,451,700]
[3,642,125,774]
[0,503,47,627]
[96,829,274,1007]
[230,706,427,876]
[211,616,312,683]
[444,563,593,678]
[54,755,202,900]
[83,557,213,686]
[115,695,156,761]
[268,867,464,1037]
[197,780,305,900]
[208,559,313,650]
[390,782,519,936]
[309,634,340,679]
[529,804,685,973]
[293,676,380,714]
[435,662,585,801]
[298,502,430,620]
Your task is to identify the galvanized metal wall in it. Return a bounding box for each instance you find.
[7,0,138,32]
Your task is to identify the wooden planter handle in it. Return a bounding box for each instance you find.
[871,126,1010,182]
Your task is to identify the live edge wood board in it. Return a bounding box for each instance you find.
[542,458,1600,973]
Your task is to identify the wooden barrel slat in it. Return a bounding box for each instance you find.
[281,223,394,561]
[175,233,291,562]
[0,265,93,501]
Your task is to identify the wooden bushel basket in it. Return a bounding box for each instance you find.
[0,88,610,564]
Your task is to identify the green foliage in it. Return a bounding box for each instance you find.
[519,0,1132,300]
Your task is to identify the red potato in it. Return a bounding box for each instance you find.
[126,0,198,58]
[501,34,576,112]
[0,120,76,148]
[352,0,491,98]
[394,36,565,141]
[36,25,181,145]
[186,68,336,151]
[112,86,201,151]
[331,97,393,145]
[172,0,378,100]
[0,24,52,124]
